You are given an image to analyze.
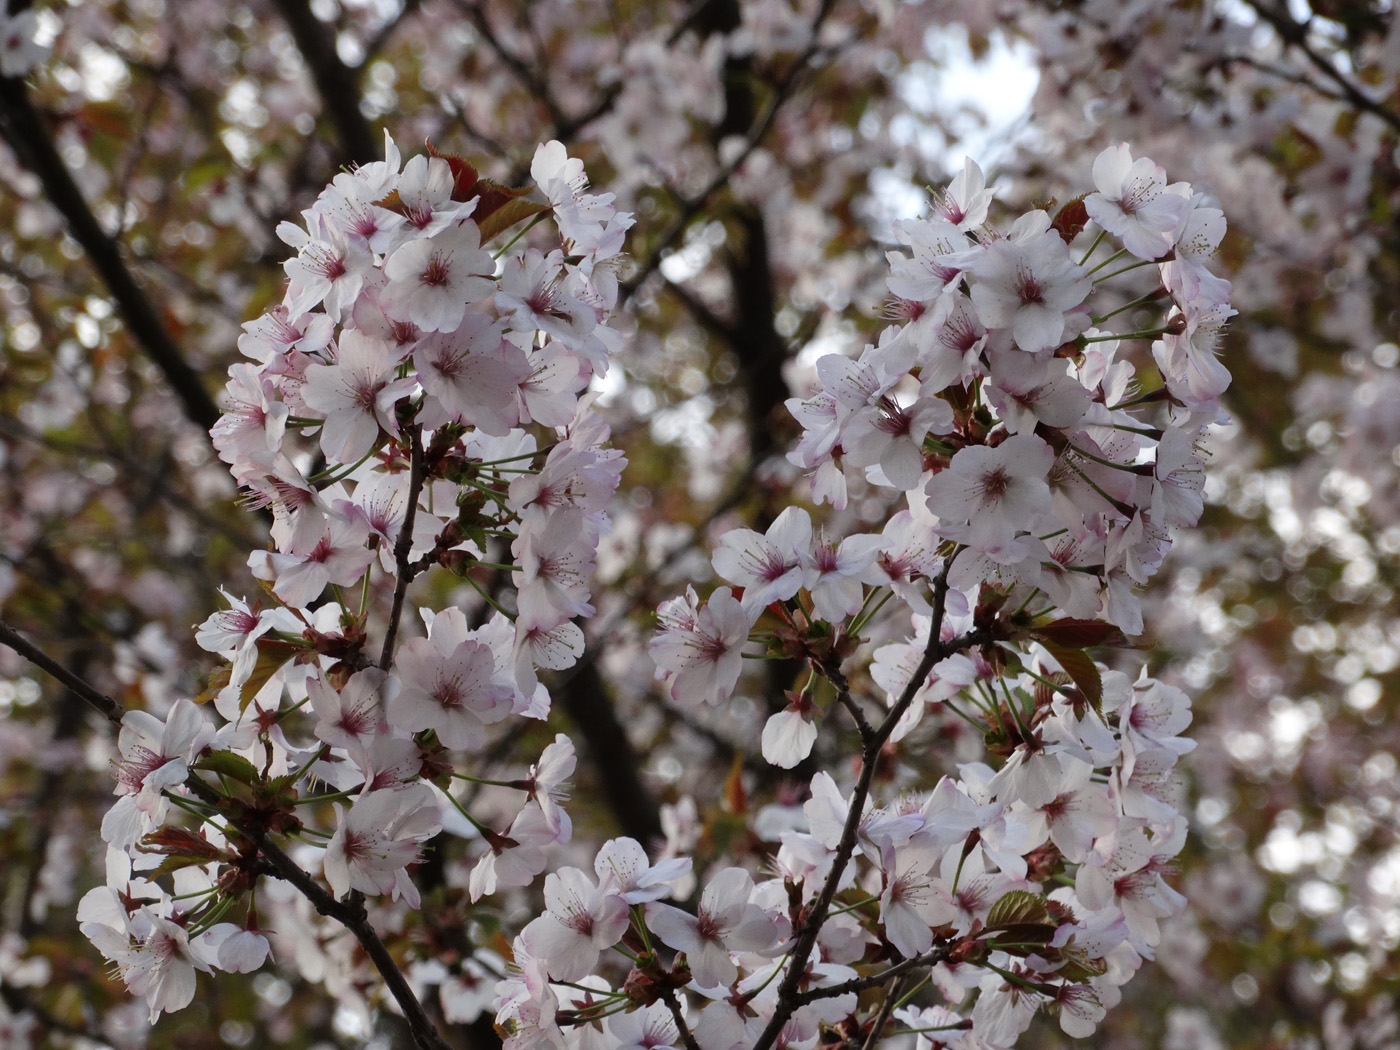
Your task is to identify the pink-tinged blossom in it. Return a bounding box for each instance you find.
[197,924,272,974]
[1152,299,1236,407]
[878,840,957,958]
[1105,672,1195,758]
[761,700,818,769]
[251,516,375,608]
[302,329,416,462]
[512,506,598,628]
[238,304,334,364]
[969,217,1091,353]
[102,698,213,848]
[984,348,1092,435]
[971,969,1043,1048]
[279,213,372,322]
[816,349,953,490]
[924,434,1055,558]
[194,589,300,690]
[607,1002,683,1050]
[593,837,692,904]
[934,157,994,231]
[391,612,515,751]
[1114,747,1183,825]
[802,530,884,623]
[414,316,530,434]
[1144,426,1206,528]
[388,154,472,244]
[645,867,781,990]
[531,140,589,208]
[507,409,625,524]
[519,866,629,981]
[383,221,495,333]
[495,248,596,346]
[650,585,751,708]
[323,785,441,908]
[82,910,212,1023]
[319,155,406,254]
[803,771,873,853]
[907,291,988,396]
[522,734,575,838]
[212,363,290,475]
[1075,821,1187,954]
[867,507,945,613]
[493,939,563,1050]
[886,217,972,305]
[335,471,444,573]
[712,505,814,614]
[307,667,392,754]
[515,342,589,428]
[1161,196,1232,306]
[470,802,558,902]
[1026,755,1118,863]
[1084,144,1192,262]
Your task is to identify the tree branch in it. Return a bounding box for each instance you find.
[0,619,125,727]
[1241,0,1400,133]
[379,428,427,670]
[269,0,381,165]
[752,566,997,1050]
[0,78,221,434]
[793,943,954,1005]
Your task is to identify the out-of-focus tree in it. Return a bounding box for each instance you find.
[0,0,1394,1048]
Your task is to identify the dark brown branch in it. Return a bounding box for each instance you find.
[661,988,702,1050]
[248,834,454,1050]
[793,944,955,1005]
[380,428,427,670]
[620,0,848,300]
[1241,0,1400,133]
[752,567,997,1050]
[859,973,910,1050]
[0,79,221,433]
[269,0,381,165]
[0,619,125,727]
[555,660,664,846]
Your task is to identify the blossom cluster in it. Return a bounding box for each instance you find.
[75,141,1229,1050]
[606,146,1231,1047]
[79,135,633,1022]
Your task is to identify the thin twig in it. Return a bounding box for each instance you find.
[379,428,427,669]
[752,566,997,1050]
[0,620,125,727]
[793,943,955,1005]
[661,988,703,1050]
[1240,0,1400,133]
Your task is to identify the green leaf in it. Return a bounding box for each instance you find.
[195,750,262,786]
[986,889,1053,931]
[985,890,1059,949]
